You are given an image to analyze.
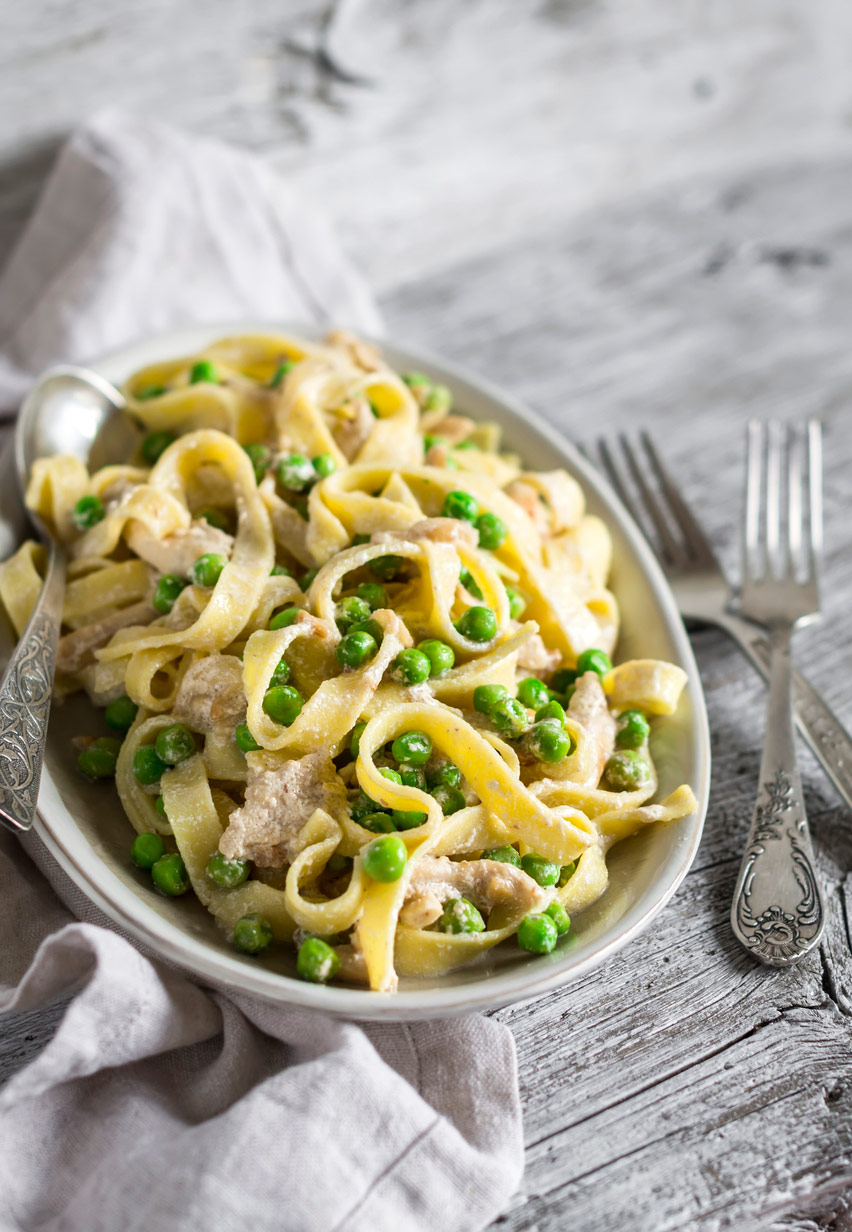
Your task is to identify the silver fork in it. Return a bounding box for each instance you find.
[727,421,824,964]
[587,434,852,816]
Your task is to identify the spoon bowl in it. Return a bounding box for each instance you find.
[0,366,125,833]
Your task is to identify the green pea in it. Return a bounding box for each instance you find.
[189,360,218,384]
[336,596,372,630]
[135,385,166,401]
[155,795,168,821]
[233,912,273,954]
[140,432,175,467]
[267,656,291,688]
[269,360,294,388]
[152,573,188,614]
[349,618,383,643]
[505,586,527,620]
[371,554,405,581]
[616,709,651,749]
[517,913,558,954]
[521,852,560,887]
[427,762,461,789]
[154,723,196,766]
[380,767,403,785]
[131,832,166,870]
[190,553,227,588]
[476,512,507,551]
[337,630,377,670]
[535,699,566,725]
[300,567,319,590]
[243,442,271,483]
[603,750,651,792]
[443,457,460,470]
[235,722,261,753]
[473,683,508,715]
[400,766,427,790]
[550,668,578,694]
[197,506,229,532]
[517,677,549,710]
[558,861,577,886]
[132,745,167,785]
[392,809,428,830]
[326,853,352,873]
[77,738,119,780]
[297,936,340,983]
[270,564,292,577]
[392,648,431,686]
[361,811,397,833]
[72,495,105,531]
[206,851,250,889]
[424,384,452,413]
[431,783,466,815]
[491,696,529,739]
[262,685,304,726]
[402,372,430,388]
[352,533,371,546]
[482,845,521,867]
[527,721,571,764]
[269,606,300,629]
[417,639,455,677]
[442,490,479,522]
[312,453,336,478]
[350,791,377,822]
[350,722,367,758]
[439,897,485,934]
[459,568,483,600]
[423,433,446,451]
[362,834,408,882]
[104,695,138,734]
[575,648,613,677]
[356,582,386,611]
[546,901,571,935]
[391,730,432,766]
[456,606,497,643]
[277,454,315,492]
[151,852,190,896]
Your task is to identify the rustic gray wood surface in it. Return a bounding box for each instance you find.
[2,2,852,1229]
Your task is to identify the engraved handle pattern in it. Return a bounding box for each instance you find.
[0,540,64,832]
[718,612,852,814]
[730,625,825,966]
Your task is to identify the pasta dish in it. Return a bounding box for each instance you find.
[1,331,696,992]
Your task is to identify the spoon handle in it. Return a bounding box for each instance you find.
[0,538,65,832]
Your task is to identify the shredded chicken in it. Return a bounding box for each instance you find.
[173,655,247,732]
[507,480,549,535]
[326,329,385,373]
[424,444,451,468]
[399,892,445,930]
[567,671,617,787]
[424,414,475,445]
[516,632,561,677]
[126,519,233,577]
[402,855,550,921]
[57,601,157,674]
[374,517,478,549]
[219,750,348,867]
[333,396,376,461]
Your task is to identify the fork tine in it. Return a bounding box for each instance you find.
[638,432,719,566]
[744,420,764,579]
[615,435,689,566]
[765,420,784,578]
[806,419,823,584]
[787,424,803,577]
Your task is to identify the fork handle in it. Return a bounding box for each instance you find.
[715,611,852,814]
[0,537,64,833]
[730,623,825,966]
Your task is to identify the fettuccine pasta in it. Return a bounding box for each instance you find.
[3,330,696,991]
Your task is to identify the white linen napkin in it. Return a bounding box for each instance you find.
[0,109,523,1232]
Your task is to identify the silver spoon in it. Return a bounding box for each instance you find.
[0,366,129,833]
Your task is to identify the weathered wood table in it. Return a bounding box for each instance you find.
[2,3,851,1227]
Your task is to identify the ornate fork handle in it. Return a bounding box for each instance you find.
[0,537,65,832]
[717,611,852,814]
[730,623,825,965]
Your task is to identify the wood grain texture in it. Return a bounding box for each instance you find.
[2,2,852,1229]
